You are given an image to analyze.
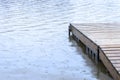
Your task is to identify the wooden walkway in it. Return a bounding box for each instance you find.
[69,23,120,80]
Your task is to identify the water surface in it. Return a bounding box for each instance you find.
[0,0,119,80]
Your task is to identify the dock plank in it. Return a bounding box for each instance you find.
[106,54,120,57]
[69,23,120,80]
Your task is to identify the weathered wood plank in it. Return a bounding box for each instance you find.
[106,54,120,57]
[113,64,120,68]
[100,44,120,47]
[103,50,120,53]
[70,25,98,54]
[111,60,120,64]
[70,23,120,80]
[99,49,120,80]
[108,57,120,60]
[116,67,120,72]
[102,48,120,51]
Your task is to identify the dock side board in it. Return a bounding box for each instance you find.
[69,23,120,80]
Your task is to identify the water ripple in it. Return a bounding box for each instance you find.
[0,0,116,80]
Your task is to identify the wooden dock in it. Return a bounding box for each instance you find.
[69,23,120,80]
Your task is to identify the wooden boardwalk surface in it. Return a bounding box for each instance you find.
[69,23,120,80]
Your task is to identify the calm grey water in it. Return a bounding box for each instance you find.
[0,0,118,80]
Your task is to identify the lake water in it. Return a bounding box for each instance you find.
[0,0,119,80]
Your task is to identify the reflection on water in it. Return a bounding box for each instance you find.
[0,0,118,80]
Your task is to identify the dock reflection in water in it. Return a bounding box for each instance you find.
[0,0,118,80]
